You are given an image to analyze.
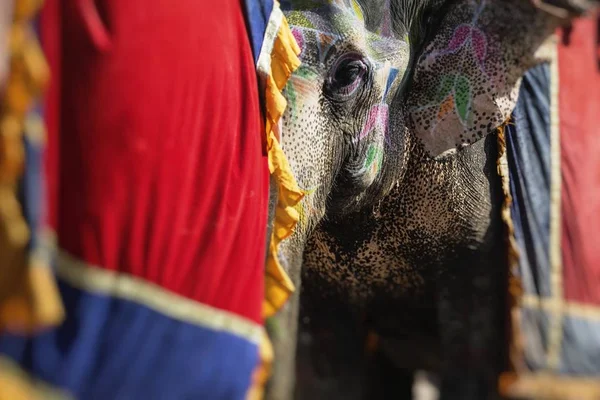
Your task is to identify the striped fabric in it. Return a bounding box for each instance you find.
[1,252,261,399]
[502,15,600,399]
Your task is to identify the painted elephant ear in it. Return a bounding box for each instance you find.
[407,16,513,158]
[408,0,600,158]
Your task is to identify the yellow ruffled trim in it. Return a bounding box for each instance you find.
[262,13,303,320]
[0,356,73,400]
[247,8,302,400]
[496,123,524,379]
[0,0,64,334]
[0,260,64,334]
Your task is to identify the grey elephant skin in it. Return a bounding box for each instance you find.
[265,1,599,399]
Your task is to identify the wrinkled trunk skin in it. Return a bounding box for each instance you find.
[301,134,505,400]
[293,285,372,400]
[266,232,373,400]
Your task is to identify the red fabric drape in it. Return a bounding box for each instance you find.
[41,0,269,323]
[559,14,600,306]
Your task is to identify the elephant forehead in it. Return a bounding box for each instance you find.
[366,31,408,65]
[286,8,408,69]
[286,9,364,41]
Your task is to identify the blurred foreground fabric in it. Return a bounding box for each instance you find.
[0,0,300,398]
[501,14,600,400]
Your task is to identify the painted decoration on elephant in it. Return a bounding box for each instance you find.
[285,63,320,123]
[281,0,407,207]
[362,143,384,180]
[359,104,389,141]
[416,0,488,130]
[292,186,320,226]
[407,0,519,157]
[285,1,404,141]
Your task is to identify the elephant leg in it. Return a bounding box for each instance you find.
[266,286,302,400]
[364,348,414,400]
[264,178,299,400]
[293,286,370,400]
[436,248,506,400]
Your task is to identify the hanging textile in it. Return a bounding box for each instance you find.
[0,0,300,398]
[501,13,600,400]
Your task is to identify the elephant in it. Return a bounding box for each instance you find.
[265,2,411,398]
[263,0,599,399]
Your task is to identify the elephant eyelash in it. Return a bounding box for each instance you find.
[338,74,365,96]
[326,53,371,98]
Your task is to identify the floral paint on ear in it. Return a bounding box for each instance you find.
[408,0,599,159]
[407,0,520,158]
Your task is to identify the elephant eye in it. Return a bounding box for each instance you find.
[327,54,369,96]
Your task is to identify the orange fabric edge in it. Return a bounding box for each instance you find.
[0,0,63,334]
[248,7,303,400]
[246,330,274,400]
[499,373,600,400]
[0,356,72,400]
[496,124,525,383]
[0,262,64,334]
[262,11,303,321]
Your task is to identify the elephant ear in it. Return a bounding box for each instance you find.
[406,1,519,158]
[408,0,599,158]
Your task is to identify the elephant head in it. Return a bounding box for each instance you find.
[301,0,592,290]
[279,2,409,234]
[267,2,413,398]
[288,0,599,398]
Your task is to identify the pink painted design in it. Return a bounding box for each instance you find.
[379,0,392,37]
[359,104,389,141]
[470,27,487,65]
[379,12,391,38]
[292,28,304,54]
[446,25,471,52]
[441,24,488,69]
[317,32,339,63]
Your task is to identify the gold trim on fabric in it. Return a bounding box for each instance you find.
[246,330,274,400]
[257,3,303,321]
[521,295,600,321]
[497,124,525,374]
[251,4,303,398]
[0,261,64,334]
[500,373,600,400]
[55,250,263,345]
[0,356,73,400]
[499,35,600,400]
[0,0,64,335]
[546,34,564,371]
